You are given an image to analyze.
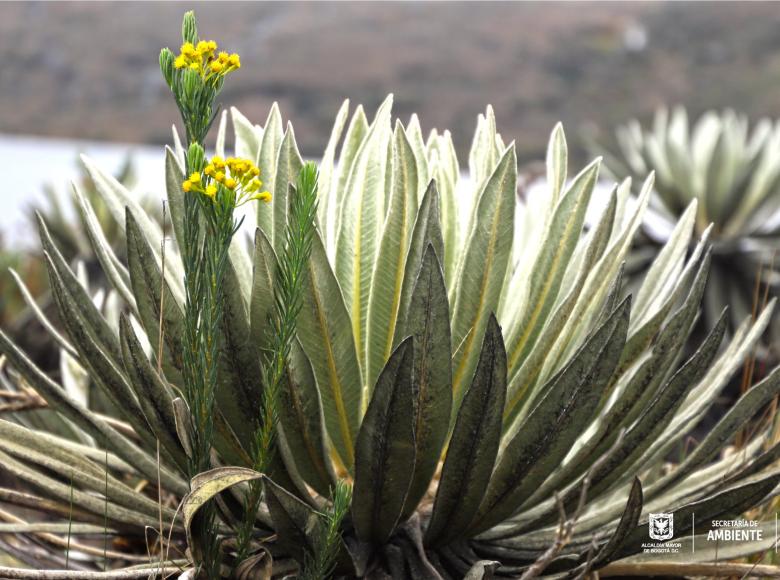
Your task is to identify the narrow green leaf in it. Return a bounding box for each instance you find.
[333,105,370,233]
[8,268,77,359]
[231,106,262,161]
[450,145,517,406]
[0,449,165,530]
[263,475,322,563]
[589,478,644,569]
[574,310,726,505]
[428,132,460,284]
[394,181,444,348]
[45,254,157,453]
[214,257,263,448]
[273,125,304,255]
[72,182,136,312]
[118,315,187,471]
[171,124,186,165]
[164,145,187,254]
[366,121,418,389]
[504,158,600,375]
[425,315,505,547]
[297,230,362,469]
[256,102,284,238]
[336,95,393,381]
[353,337,416,544]
[653,363,780,495]
[400,245,452,517]
[277,340,337,496]
[125,210,186,389]
[318,99,350,239]
[502,188,617,423]
[37,214,123,363]
[0,420,177,522]
[249,228,276,352]
[406,114,430,203]
[471,298,630,534]
[546,122,567,204]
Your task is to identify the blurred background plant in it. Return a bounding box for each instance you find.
[593,107,780,343]
[1,157,158,374]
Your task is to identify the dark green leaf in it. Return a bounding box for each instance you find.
[263,475,322,563]
[125,210,186,388]
[400,245,452,518]
[353,337,416,544]
[425,315,506,547]
[471,298,630,534]
[277,340,337,496]
[394,181,445,348]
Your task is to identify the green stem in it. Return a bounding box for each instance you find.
[235,164,319,564]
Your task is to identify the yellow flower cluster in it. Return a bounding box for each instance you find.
[182,156,271,206]
[174,41,241,79]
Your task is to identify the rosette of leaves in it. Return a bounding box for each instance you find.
[594,106,780,349]
[35,156,143,263]
[2,159,152,372]
[2,100,780,579]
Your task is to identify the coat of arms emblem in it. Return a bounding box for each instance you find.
[649,513,674,540]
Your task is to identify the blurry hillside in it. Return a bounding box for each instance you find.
[2,2,780,163]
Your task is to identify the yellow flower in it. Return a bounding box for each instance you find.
[246,178,263,192]
[181,42,197,57]
[191,155,269,206]
[182,180,192,192]
[173,40,238,81]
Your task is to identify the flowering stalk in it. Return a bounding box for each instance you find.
[236,163,319,564]
[159,11,269,578]
[159,13,240,145]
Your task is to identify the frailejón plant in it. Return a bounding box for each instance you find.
[2,13,780,579]
[595,106,780,343]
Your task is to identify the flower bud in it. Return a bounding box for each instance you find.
[187,143,206,172]
[159,48,175,88]
[182,68,198,101]
[182,11,198,45]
